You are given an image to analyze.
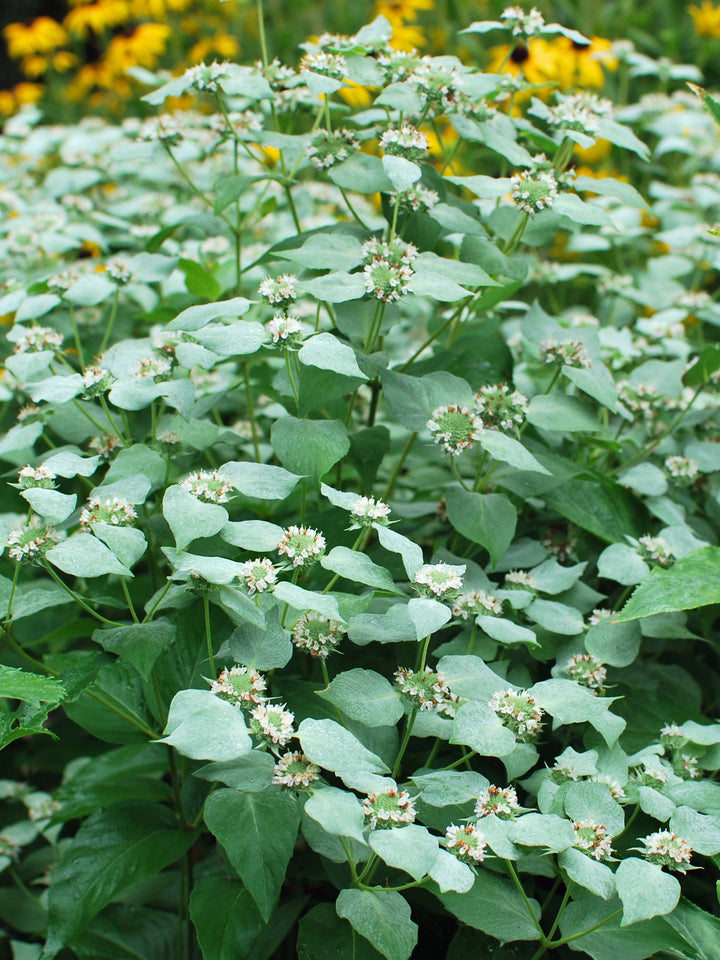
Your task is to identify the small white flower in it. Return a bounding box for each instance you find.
[350,496,391,525]
[299,51,347,79]
[489,689,544,741]
[180,470,234,504]
[444,823,487,863]
[380,124,429,159]
[17,464,56,489]
[79,496,137,527]
[541,339,591,369]
[573,820,614,861]
[501,5,546,36]
[504,570,536,589]
[587,608,617,626]
[184,60,231,92]
[272,751,320,788]
[427,404,483,455]
[639,831,694,872]
[590,774,625,800]
[474,384,528,430]
[392,184,440,214]
[133,356,173,380]
[7,522,58,563]
[394,666,459,716]
[511,168,558,215]
[475,784,521,819]
[258,274,298,307]
[307,128,360,170]
[452,591,503,618]
[414,563,464,598]
[250,702,295,745]
[88,434,123,459]
[292,612,344,659]
[362,787,416,829]
[13,325,63,354]
[638,535,674,567]
[277,525,326,567]
[238,558,278,595]
[210,666,267,707]
[664,456,698,480]
[566,653,606,693]
[265,316,303,345]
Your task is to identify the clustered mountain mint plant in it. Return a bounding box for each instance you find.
[2,5,720,960]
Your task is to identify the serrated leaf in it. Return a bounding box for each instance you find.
[0,666,65,706]
[618,547,720,621]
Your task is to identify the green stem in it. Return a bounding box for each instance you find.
[450,455,470,491]
[505,860,546,939]
[99,395,129,445]
[503,210,530,255]
[391,708,418,779]
[99,288,120,354]
[383,432,416,499]
[203,593,215,677]
[69,303,85,370]
[545,882,572,943]
[121,578,140,623]
[142,580,172,623]
[442,750,477,771]
[71,398,113,437]
[43,563,126,627]
[285,349,300,411]
[4,562,21,623]
[256,0,269,67]
[340,186,370,229]
[242,361,262,462]
[552,908,622,947]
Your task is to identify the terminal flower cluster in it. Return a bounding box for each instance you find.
[639,831,694,872]
[573,820,614,861]
[79,496,137,527]
[362,787,416,829]
[292,612,344,659]
[362,238,417,302]
[453,590,503,618]
[474,383,528,430]
[180,470,234,503]
[413,562,464,598]
[237,558,278,595]
[394,666,459,716]
[565,653,607,693]
[17,464,56,489]
[489,688,544,741]
[272,751,320,788]
[427,404,483,455]
[277,525,326,566]
[475,784,521,819]
[443,823,487,863]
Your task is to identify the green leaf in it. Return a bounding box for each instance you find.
[320,547,398,593]
[167,297,251,331]
[304,786,368,845]
[684,343,720,386]
[220,520,284,551]
[271,417,350,481]
[574,175,648,210]
[336,889,417,960]
[162,486,228,551]
[380,369,474,431]
[194,751,275,792]
[450,700,517,757]
[526,394,599,432]
[273,582,343,622]
[179,258,221,300]
[407,597,452,639]
[543,475,647,544]
[585,618,641,667]
[46,534,133,578]
[299,272,367,303]
[161,689,251,761]
[616,858,680,925]
[73,905,177,960]
[190,878,262,960]
[669,806,720,855]
[525,599,584,635]
[664,898,720,960]
[445,485,517,568]
[92,523,147,569]
[597,544,649,585]
[511,813,575,852]
[382,155,421,191]
[299,333,367,379]
[564,782,625,836]
[318,669,403,727]
[369,824,439,880]
[44,802,196,955]
[64,274,116,307]
[529,679,625,746]
[298,718,390,791]
[375,526,423,579]
[297,904,383,960]
[439,869,542,942]
[275,233,364,272]
[92,620,176,681]
[219,461,302,500]
[229,610,292,670]
[0,665,65,706]
[204,788,301,922]
[559,847,616,900]
[479,431,550,474]
[618,546,720,621]
[328,154,394,193]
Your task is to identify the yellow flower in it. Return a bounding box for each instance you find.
[189,34,240,63]
[52,51,80,73]
[376,0,434,25]
[0,90,16,115]
[13,82,44,105]
[21,56,49,79]
[63,1,132,38]
[487,35,616,91]
[338,80,373,108]
[689,1,720,36]
[574,137,612,166]
[4,17,70,59]
[104,22,171,73]
[389,22,427,50]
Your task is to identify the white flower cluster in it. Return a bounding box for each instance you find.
[664,455,699,480]
[394,666,459,716]
[292,612,344,659]
[427,404,483,455]
[17,464,56,489]
[409,60,463,112]
[505,570,536,589]
[210,665,267,706]
[566,653,606,693]
[474,383,529,431]
[272,751,320,788]
[79,496,137,528]
[475,784,521,819]
[380,124,429,160]
[250,702,296,746]
[237,558,278,595]
[443,823,487,863]
[277,525,326,566]
[541,338,592,369]
[184,61,231,92]
[350,496,391,525]
[587,608,617,626]
[393,183,440,214]
[413,562,464,598]
[500,5,546,36]
[573,820,614,861]
[452,590,503,619]
[638,534,674,567]
[362,787,416,829]
[133,356,173,380]
[489,688,544,741]
[307,128,360,170]
[639,831,694,872]
[82,365,114,397]
[265,316,303,346]
[179,470,234,503]
[13,325,64,354]
[259,273,298,309]
[7,522,58,563]
[362,238,417,302]
[510,165,559,215]
[299,51,347,79]
[547,93,612,136]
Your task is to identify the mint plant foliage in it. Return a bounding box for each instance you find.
[2,8,720,960]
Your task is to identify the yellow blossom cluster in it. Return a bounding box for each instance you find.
[0,0,243,116]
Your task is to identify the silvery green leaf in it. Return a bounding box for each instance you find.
[427,848,475,894]
[15,294,61,321]
[161,689,251,761]
[450,700,516,757]
[597,544,649,585]
[64,274,116,307]
[438,655,509,702]
[273,582,343,622]
[369,824,438,880]
[478,431,551,475]
[559,847,616,900]
[303,71,342,95]
[477,616,537,646]
[299,333,367,379]
[382,155,421,192]
[375,525,423,579]
[0,423,43,461]
[220,520,284,551]
[321,547,398,593]
[27,375,84,404]
[317,668,403,727]
[228,611,291,670]
[219,461,302,499]
[21,489,76,525]
[564,782,625,836]
[47,534,132,578]
[167,297,252,331]
[525,599,584,635]
[616,858,680,925]
[162,486,228,551]
[510,813,575,852]
[348,604,416,646]
[162,548,247,584]
[43,451,100,479]
[408,598,452,639]
[304,786,367,844]
[298,718,391,781]
[320,482,360,510]
[668,806,720,855]
[91,524,147,569]
[93,474,152,505]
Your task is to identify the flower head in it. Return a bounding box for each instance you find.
[362,787,416,829]
[590,774,625,800]
[88,434,123,459]
[238,558,278,595]
[79,496,137,528]
[409,59,463,112]
[452,590,503,619]
[13,325,63,354]
[350,496,391,527]
[664,456,699,481]
[184,61,231,92]
[7,521,58,563]
[566,653,606,693]
[210,666,267,707]
[541,339,591,369]
[474,384,528,431]
[587,608,617,626]
[292,612,344,659]
[307,128,360,169]
[81,365,114,398]
[300,51,347,79]
[511,167,558,215]
[265,316,303,347]
[277,525,326,567]
[427,404,483,455]
[380,124,428,161]
[489,688,544,741]
[250,702,295,746]
[638,535,674,568]
[444,823,487,863]
[392,183,440,214]
[17,464,56,489]
[500,5,546,37]
[258,274,298,310]
[413,562,464,599]
[475,784,521,819]
[638,831,694,872]
[133,356,173,381]
[179,470,233,504]
[573,820,614,861]
[504,570,536,589]
[362,238,417,302]
[272,751,320,788]
[394,666,459,716]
